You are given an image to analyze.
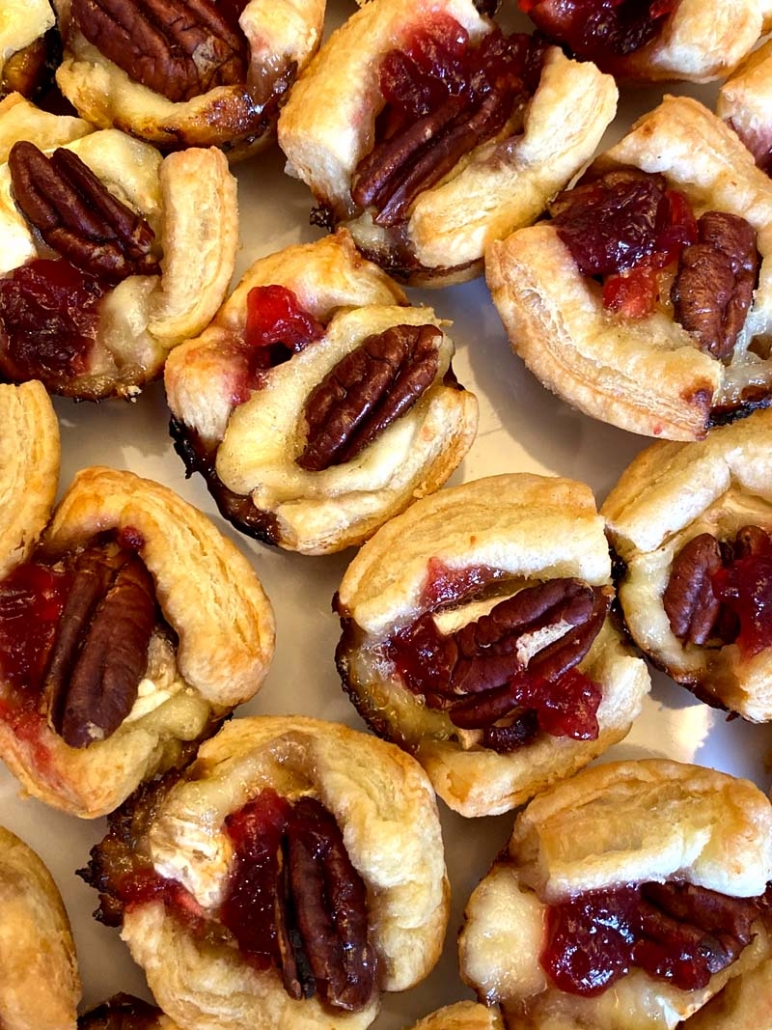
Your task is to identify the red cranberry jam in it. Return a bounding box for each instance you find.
[221,789,376,1011]
[0,257,109,387]
[712,528,772,658]
[352,16,547,225]
[519,0,676,66]
[550,168,697,319]
[542,880,763,996]
[386,573,607,752]
[244,284,325,370]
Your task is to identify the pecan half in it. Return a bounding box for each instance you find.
[672,211,759,360]
[662,533,723,646]
[297,324,441,472]
[285,797,376,1011]
[353,86,517,227]
[40,542,157,749]
[70,0,248,104]
[9,141,160,282]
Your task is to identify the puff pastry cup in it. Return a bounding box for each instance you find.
[334,473,650,818]
[601,407,772,721]
[459,759,772,1030]
[487,95,772,442]
[82,715,450,1030]
[0,381,275,818]
[0,825,80,1030]
[277,0,617,286]
[52,0,325,160]
[519,0,772,84]
[165,229,478,555]
[718,38,772,174]
[0,0,57,101]
[0,100,238,399]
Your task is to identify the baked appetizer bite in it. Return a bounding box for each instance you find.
[602,407,772,722]
[405,1002,503,1030]
[0,825,80,1030]
[52,0,325,160]
[165,230,478,555]
[0,0,57,101]
[518,0,772,84]
[0,382,275,818]
[0,107,237,399]
[81,715,450,1030]
[718,38,772,175]
[459,759,772,1030]
[278,0,617,286]
[79,994,180,1030]
[487,96,772,441]
[334,474,650,817]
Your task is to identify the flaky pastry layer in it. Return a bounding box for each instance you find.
[0,825,80,1030]
[166,230,478,554]
[121,716,449,1030]
[278,0,617,284]
[602,408,772,720]
[0,110,238,398]
[336,474,650,816]
[53,0,325,160]
[459,759,772,1030]
[487,96,772,441]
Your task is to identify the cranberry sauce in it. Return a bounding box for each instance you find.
[386,576,605,751]
[712,528,772,658]
[244,283,325,376]
[221,789,377,1011]
[0,558,71,705]
[550,169,697,318]
[352,15,546,225]
[519,0,676,67]
[0,258,109,388]
[542,880,761,996]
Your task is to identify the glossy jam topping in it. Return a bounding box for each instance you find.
[712,541,772,658]
[220,788,293,969]
[542,881,761,996]
[387,579,604,748]
[0,559,70,698]
[551,171,698,318]
[243,283,325,377]
[0,258,108,384]
[519,0,676,61]
[379,15,543,138]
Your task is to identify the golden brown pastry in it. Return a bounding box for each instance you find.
[0,383,275,818]
[684,956,772,1028]
[278,0,617,286]
[487,96,772,441]
[165,230,478,555]
[602,407,772,722]
[0,104,238,399]
[0,0,56,101]
[52,0,325,160]
[335,474,650,817]
[405,1003,504,1030]
[82,715,450,1030]
[718,38,772,173]
[0,824,80,1030]
[518,0,772,84]
[459,759,772,1030]
[79,994,181,1030]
